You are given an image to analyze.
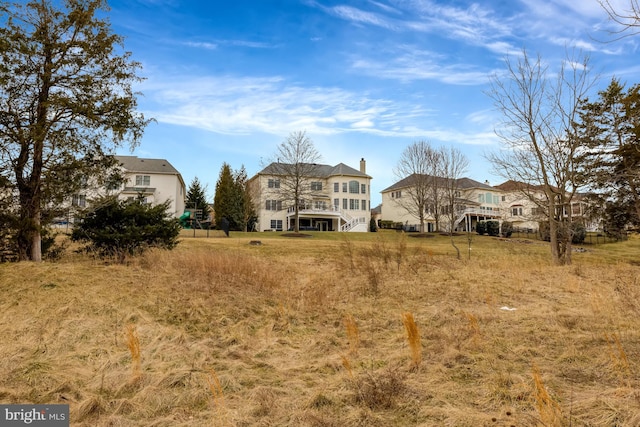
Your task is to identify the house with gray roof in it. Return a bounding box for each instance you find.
[249,158,372,232]
[113,156,186,218]
[380,174,502,232]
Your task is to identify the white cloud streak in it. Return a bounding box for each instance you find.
[139,73,494,145]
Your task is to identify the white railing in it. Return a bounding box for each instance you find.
[288,204,364,232]
[341,217,366,232]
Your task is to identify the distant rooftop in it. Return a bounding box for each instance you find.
[115,155,180,175]
[257,162,371,178]
[382,174,493,192]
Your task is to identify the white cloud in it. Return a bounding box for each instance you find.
[138,72,494,146]
[184,41,218,50]
[351,51,494,85]
[329,5,396,29]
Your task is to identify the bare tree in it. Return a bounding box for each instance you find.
[439,146,469,259]
[486,50,597,265]
[600,0,640,38]
[268,131,321,233]
[392,140,442,232]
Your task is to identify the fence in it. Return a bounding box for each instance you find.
[510,228,626,245]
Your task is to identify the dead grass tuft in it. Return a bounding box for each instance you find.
[343,313,360,356]
[401,312,422,369]
[604,332,632,388]
[125,324,142,382]
[532,363,563,426]
[352,366,407,410]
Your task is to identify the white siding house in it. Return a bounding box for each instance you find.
[65,156,186,222]
[381,175,501,232]
[249,158,372,232]
[113,156,186,218]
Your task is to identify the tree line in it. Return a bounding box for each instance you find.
[2,0,640,265]
[185,164,256,233]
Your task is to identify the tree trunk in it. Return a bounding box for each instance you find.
[450,233,461,260]
[31,214,42,262]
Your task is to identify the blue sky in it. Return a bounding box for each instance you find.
[106,0,640,206]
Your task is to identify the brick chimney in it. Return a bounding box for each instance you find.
[360,158,366,174]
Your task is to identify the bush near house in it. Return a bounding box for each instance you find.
[538,220,587,244]
[501,221,513,238]
[476,221,486,235]
[486,220,500,236]
[72,196,181,262]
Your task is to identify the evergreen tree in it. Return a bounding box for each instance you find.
[214,163,236,229]
[213,164,256,231]
[71,196,180,263]
[577,79,640,233]
[0,0,148,261]
[234,165,256,232]
[186,177,210,219]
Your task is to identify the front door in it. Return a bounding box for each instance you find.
[317,221,328,231]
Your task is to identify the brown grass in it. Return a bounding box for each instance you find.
[532,362,562,426]
[343,313,360,357]
[1,232,640,425]
[401,312,422,369]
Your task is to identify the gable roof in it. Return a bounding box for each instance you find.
[381,174,493,192]
[257,162,371,179]
[494,180,547,192]
[115,155,181,175]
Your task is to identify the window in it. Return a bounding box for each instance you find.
[334,182,339,193]
[501,195,506,202]
[311,181,322,191]
[571,204,582,215]
[342,198,348,209]
[265,200,282,211]
[342,182,347,193]
[135,175,150,186]
[362,199,367,210]
[314,201,327,210]
[270,220,283,231]
[349,199,359,210]
[349,180,359,194]
[268,178,280,188]
[361,184,366,194]
[493,195,500,204]
[72,194,86,207]
[478,194,485,203]
[511,207,523,216]
[532,207,543,216]
[334,198,339,208]
[391,190,402,198]
[486,192,493,204]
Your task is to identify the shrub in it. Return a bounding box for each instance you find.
[486,220,500,236]
[539,220,587,244]
[369,217,378,232]
[501,221,513,238]
[379,220,394,229]
[571,221,586,244]
[476,221,486,235]
[539,220,551,241]
[72,196,181,262]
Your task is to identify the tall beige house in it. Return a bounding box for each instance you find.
[249,158,372,232]
[380,176,502,232]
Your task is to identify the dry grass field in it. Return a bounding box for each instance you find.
[1,230,639,426]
